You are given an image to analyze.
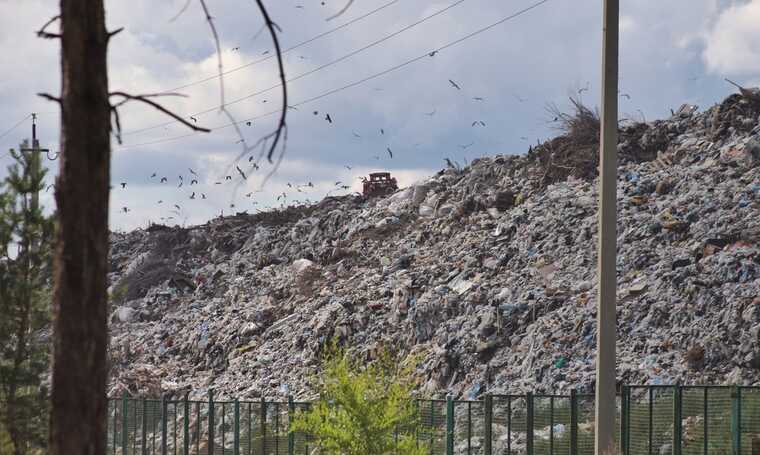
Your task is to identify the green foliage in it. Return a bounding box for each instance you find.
[290,342,426,455]
[0,143,54,454]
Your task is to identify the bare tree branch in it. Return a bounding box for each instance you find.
[110,107,123,144]
[107,27,125,40]
[37,92,62,104]
[197,0,288,198]
[110,91,187,109]
[169,0,193,23]
[37,15,61,39]
[253,0,287,162]
[109,92,211,133]
[326,0,356,21]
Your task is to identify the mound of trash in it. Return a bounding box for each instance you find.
[107,93,760,400]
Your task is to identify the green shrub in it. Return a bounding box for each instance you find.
[290,342,426,455]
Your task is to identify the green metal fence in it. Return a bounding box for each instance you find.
[107,386,760,455]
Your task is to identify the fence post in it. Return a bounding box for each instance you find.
[732,386,741,455]
[526,392,534,455]
[703,388,708,455]
[570,390,578,455]
[288,396,295,455]
[260,396,267,455]
[648,387,654,455]
[122,395,129,455]
[183,393,190,455]
[484,395,493,455]
[234,399,240,455]
[161,395,168,455]
[673,386,682,455]
[142,398,148,455]
[446,396,454,455]
[208,390,215,455]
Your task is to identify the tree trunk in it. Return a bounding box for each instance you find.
[49,0,111,454]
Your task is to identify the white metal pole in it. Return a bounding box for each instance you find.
[595,0,619,454]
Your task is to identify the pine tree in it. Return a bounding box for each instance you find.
[0,143,54,455]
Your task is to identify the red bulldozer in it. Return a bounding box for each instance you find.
[362,172,398,198]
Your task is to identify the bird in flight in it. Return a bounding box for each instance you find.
[158,200,163,204]
[191,179,198,185]
[201,193,207,199]
[120,182,127,189]
[178,181,183,188]
[345,165,352,170]
[225,175,232,181]
[448,79,461,90]
[458,142,474,150]
[387,147,393,158]
[232,47,239,51]
[236,166,247,180]
[190,116,198,123]
[334,181,342,186]
[122,207,130,213]
[352,131,361,138]
[325,113,333,123]
[473,97,485,101]
[150,172,157,178]
[620,93,631,100]
[160,177,168,183]
[174,204,181,211]
[190,192,196,200]
[424,109,436,117]
[246,121,252,126]
[380,128,384,135]
[472,121,486,127]
[578,82,590,95]
[428,51,438,57]
[189,168,197,176]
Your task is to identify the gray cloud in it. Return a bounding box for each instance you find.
[1,0,756,230]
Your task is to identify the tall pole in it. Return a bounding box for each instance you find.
[595,0,618,454]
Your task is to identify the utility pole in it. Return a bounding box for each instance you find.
[595,0,619,455]
[20,113,49,216]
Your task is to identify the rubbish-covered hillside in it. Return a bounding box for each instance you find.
[107,93,760,400]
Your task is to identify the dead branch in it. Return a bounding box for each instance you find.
[110,107,123,144]
[109,92,210,133]
[110,91,187,109]
[107,27,125,40]
[169,0,193,23]
[37,92,62,104]
[253,0,288,162]
[326,0,356,21]
[37,15,61,39]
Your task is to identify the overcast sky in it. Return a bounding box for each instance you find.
[1,0,758,230]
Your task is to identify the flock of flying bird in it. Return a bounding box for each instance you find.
[116,71,504,223]
[112,6,636,226]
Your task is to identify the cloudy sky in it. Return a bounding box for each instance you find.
[0,0,758,230]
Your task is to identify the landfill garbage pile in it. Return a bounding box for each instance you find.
[107,93,760,401]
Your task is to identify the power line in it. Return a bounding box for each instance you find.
[165,0,402,94]
[124,0,467,136]
[0,114,31,141]
[117,0,552,151]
